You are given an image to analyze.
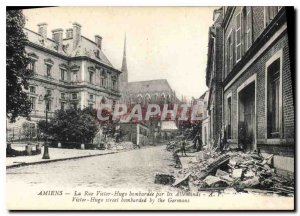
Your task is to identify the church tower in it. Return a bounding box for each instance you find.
[119,34,128,93]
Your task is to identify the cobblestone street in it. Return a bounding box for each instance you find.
[7,145,178,191]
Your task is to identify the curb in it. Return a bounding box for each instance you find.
[6,151,119,169]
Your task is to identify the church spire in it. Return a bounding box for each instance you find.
[121,34,128,73]
[120,34,128,94]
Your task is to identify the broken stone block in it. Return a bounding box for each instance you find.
[232,169,243,179]
[244,170,255,178]
[229,159,237,167]
[263,164,271,170]
[220,175,234,183]
[239,176,260,188]
[203,175,221,186]
[215,169,229,177]
[261,154,274,165]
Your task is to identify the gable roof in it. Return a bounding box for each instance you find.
[126,79,173,94]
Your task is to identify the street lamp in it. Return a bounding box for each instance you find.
[42,93,51,159]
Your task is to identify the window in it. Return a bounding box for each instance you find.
[96,68,101,85]
[89,71,94,84]
[60,68,67,81]
[28,61,35,73]
[227,97,232,139]
[71,93,77,100]
[226,32,234,75]
[61,92,65,100]
[46,89,52,97]
[72,71,78,82]
[29,86,36,93]
[46,64,52,77]
[236,13,242,62]
[246,8,252,50]
[204,127,207,145]
[61,102,65,110]
[89,94,94,100]
[267,59,280,138]
[112,76,117,90]
[71,103,78,109]
[265,6,281,26]
[30,97,36,110]
[101,70,106,87]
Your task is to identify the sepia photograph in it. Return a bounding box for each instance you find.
[5,6,295,210]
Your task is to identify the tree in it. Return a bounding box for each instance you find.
[37,108,100,144]
[6,9,32,122]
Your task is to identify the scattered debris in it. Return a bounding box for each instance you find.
[154,173,175,185]
[157,145,294,196]
[172,172,191,187]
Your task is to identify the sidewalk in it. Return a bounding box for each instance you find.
[6,145,118,169]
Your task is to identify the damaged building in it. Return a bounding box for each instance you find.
[206,7,294,176]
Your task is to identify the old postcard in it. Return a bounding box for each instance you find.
[6,6,295,210]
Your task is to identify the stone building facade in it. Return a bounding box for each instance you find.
[200,91,210,148]
[205,7,294,174]
[206,8,224,148]
[25,22,122,122]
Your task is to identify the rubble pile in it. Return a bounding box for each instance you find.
[189,150,294,195]
[156,147,294,196]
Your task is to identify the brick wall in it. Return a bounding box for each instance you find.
[223,32,294,155]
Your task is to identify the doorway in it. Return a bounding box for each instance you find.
[238,82,256,151]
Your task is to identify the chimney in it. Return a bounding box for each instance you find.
[66,28,73,39]
[52,28,63,52]
[95,35,102,49]
[37,22,48,40]
[72,22,81,49]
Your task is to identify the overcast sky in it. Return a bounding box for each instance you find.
[23,7,217,99]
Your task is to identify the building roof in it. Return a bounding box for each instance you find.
[64,36,113,67]
[126,79,173,94]
[24,27,114,69]
[199,90,208,100]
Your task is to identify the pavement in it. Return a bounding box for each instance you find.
[6,144,118,168]
[6,145,178,191]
